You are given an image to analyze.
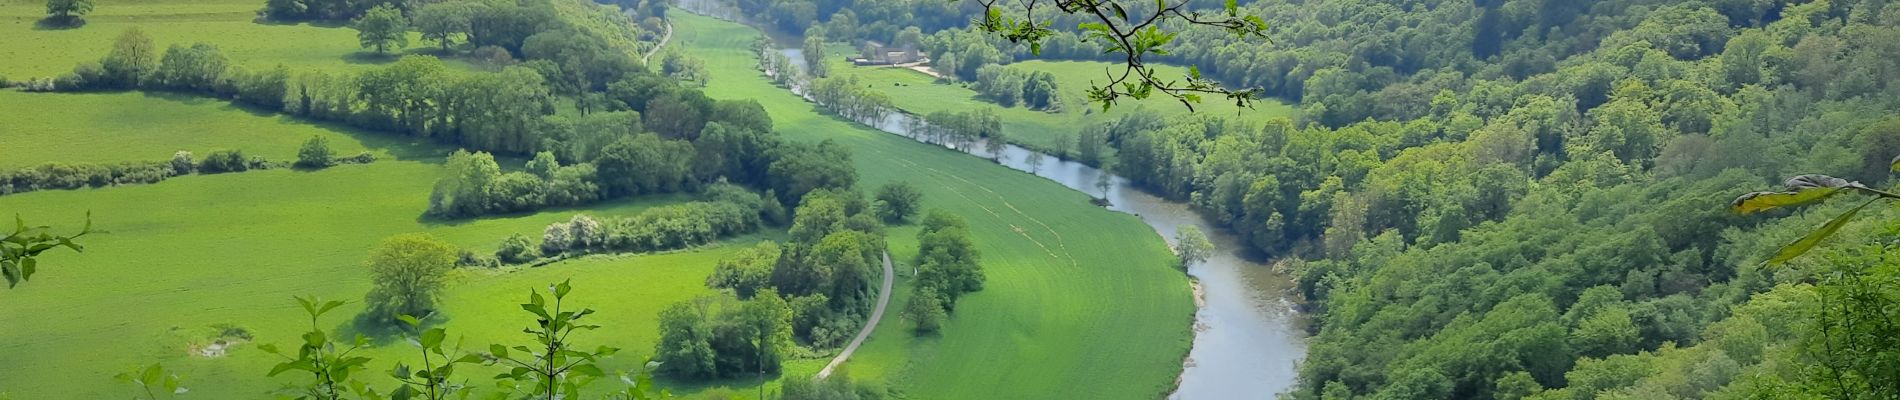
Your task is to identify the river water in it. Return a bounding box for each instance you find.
[860,114,1309,400]
[675,4,1308,398]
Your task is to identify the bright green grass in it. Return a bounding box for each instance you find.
[0,90,395,169]
[0,70,734,399]
[0,0,452,79]
[823,53,1298,151]
[0,139,745,398]
[677,12,1194,399]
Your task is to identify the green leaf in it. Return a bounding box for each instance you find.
[266,362,301,377]
[1732,187,1845,215]
[420,328,446,349]
[1891,154,1899,173]
[1767,198,1877,265]
[141,364,164,386]
[303,331,327,347]
[317,300,346,317]
[397,315,421,328]
[489,344,509,359]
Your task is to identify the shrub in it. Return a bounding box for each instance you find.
[338,152,376,165]
[199,149,249,174]
[495,233,539,264]
[472,46,515,68]
[295,136,333,168]
[0,160,175,196]
[170,151,194,174]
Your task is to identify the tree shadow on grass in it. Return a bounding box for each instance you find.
[339,310,456,347]
[33,16,86,30]
[133,90,448,163]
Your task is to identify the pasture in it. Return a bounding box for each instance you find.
[822,53,1299,152]
[0,90,384,169]
[0,2,740,398]
[677,12,1195,399]
[0,0,464,80]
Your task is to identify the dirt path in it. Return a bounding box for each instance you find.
[643,20,674,64]
[817,251,895,380]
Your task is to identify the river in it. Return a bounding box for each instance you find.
[674,3,1308,398]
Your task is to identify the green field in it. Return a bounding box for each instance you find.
[0,91,397,169]
[1,2,1194,398]
[0,145,744,398]
[821,52,1298,151]
[676,12,1195,399]
[0,0,455,79]
[0,2,734,398]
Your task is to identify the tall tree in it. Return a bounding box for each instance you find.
[1174,225,1214,268]
[356,4,409,55]
[414,1,479,52]
[102,28,156,88]
[362,234,457,324]
[44,0,92,23]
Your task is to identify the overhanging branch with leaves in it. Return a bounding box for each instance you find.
[968,0,1269,111]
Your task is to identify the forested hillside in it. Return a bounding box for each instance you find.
[741,0,1900,398]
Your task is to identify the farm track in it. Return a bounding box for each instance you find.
[816,251,895,380]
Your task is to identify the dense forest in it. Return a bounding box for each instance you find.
[734,0,1900,398]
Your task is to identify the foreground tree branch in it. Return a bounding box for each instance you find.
[967,0,1268,111]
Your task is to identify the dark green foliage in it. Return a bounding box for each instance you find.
[355,4,408,55]
[427,150,602,218]
[707,241,781,299]
[872,182,922,223]
[768,140,858,206]
[652,290,792,381]
[361,234,457,325]
[198,149,250,174]
[913,210,981,313]
[808,75,893,124]
[595,133,695,196]
[415,2,481,52]
[905,286,946,334]
[296,136,333,169]
[0,160,176,195]
[495,233,539,264]
[152,43,227,92]
[100,28,156,89]
[44,0,92,23]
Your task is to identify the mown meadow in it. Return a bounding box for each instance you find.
[674,12,1195,399]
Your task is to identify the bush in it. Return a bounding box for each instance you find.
[170,151,194,175]
[295,136,333,168]
[338,152,376,165]
[0,160,175,196]
[199,149,249,173]
[907,286,947,333]
[495,233,539,264]
[472,46,515,68]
